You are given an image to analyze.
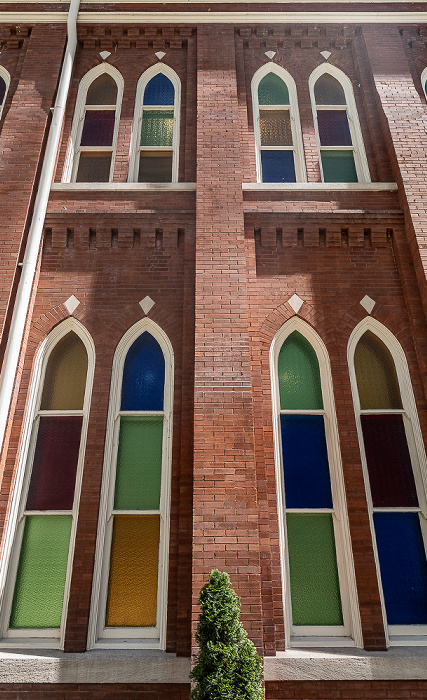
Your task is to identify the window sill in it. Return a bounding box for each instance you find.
[242,182,398,191]
[52,183,196,191]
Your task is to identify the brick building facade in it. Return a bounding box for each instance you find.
[0,1,427,698]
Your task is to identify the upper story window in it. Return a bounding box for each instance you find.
[271,319,361,647]
[0,66,10,119]
[64,65,123,183]
[310,65,370,183]
[129,67,180,183]
[0,321,94,648]
[349,320,427,645]
[252,64,306,183]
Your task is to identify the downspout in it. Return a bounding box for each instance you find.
[0,0,81,452]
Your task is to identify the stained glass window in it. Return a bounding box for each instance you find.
[137,72,177,183]
[0,73,8,118]
[8,329,89,637]
[353,328,427,630]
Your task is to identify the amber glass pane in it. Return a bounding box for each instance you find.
[106,515,160,627]
[354,331,402,409]
[314,74,346,105]
[41,332,88,411]
[138,152,172,182]
[76,153,112,182]
[86,74,117,105]
[259,110,292,146]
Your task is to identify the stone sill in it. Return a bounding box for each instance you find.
[243,183,398,191]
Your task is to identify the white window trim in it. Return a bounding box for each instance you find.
[62,63,124,183]
[309,63,370,184]
[128,64,181,184]
[88,318,173,650]
[251,63,306,184]
[0,319,95,649]
[0,66,10,119]
[421,67,427,101]
[270,317,362,648]
[348,317,427,647]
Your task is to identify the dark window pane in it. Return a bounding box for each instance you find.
[361,414,418,507]
[41,332,88,411]
[138,152,172,183]
[374,512,427,625]
[121,332,165,411]
[317,110,352,146]
[258,73,289,106]
[261,150,296,183]
[143,74,174,106]
[86,74,117,105]
[281,415,332,509]
[355,331,402,410]
[76,153,111,182]
[260,110,292,146]
[80,110,115,147]
[278,331,323,410]
[321,151,357,183]
[314,74,346,105]
[140,111,173,147]
[0,76,6,106]
[26,416,82,511]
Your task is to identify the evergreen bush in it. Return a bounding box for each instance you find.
[190,569,264,700]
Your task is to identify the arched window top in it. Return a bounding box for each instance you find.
[421,67,427,100]
[354,330,402,410]
[41,331,88,411]
[86,73,118,106]
[278,330,323,410]
[258,72,290,106]
[314,73,346,105]
[121,332,165,411]
[0,66,10,119]
[143,73,175,106]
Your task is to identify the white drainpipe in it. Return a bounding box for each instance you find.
[0,0,81,453]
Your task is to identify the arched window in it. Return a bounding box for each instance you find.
[309,66,370,183]
[271,320,361,647]
[421,67,427,102]
[64,66,123,183]
[0,67,10,120]
[252,65,306,183]
[0,321,94,646]
[349,321,427,644]
[89,321,173,648]
[129,66,180,183]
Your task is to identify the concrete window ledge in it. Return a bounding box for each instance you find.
[265,647,427,681]
[0,649,191,684]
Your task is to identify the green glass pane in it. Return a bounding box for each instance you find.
[278,331,323,410]
[258,73,289,105]
[321,150,358,183]
[114,416,163,510]
[140,110,173,146]
[287,513,343,626]
[354,331,402,410]
[10,515,72,629]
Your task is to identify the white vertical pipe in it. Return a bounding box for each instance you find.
[0,0,81,451]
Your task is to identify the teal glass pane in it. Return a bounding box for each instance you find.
[258,73,289,106]
[278,331,323,410]
[321,150,358,183]
[114,416,163,510]
[10,515,72,629]
[140,110,173,146]
[287,513,343,626]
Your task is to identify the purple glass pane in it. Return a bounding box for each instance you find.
[26,416,82,511]
[0,77,6,106]
[80,111,115,147]
[361,414,418,507]
[317,110,352,146]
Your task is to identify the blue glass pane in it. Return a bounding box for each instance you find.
[261,150,296,183]
[281,415,332,509]
[374,512,427,625]
[121,332,165,411]
[143,74,174,106]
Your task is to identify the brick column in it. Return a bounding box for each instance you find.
[193,25,263,652]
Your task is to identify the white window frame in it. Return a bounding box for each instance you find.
[63,64,124,183]
[0,66,10,120]
[309,64,370,184]
[271,317,362,648]
[128,64,181,184]
[348,317,427,646]
[0,318,95,649]
[88,318,173,650]
[421,67,427,101]
[251,63,306,184]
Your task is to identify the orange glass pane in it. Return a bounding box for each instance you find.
[40,333,88,411]
[354,331,402,410]
[106,515,160,627]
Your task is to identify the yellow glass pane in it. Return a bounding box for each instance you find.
[40,333,88,411]
[106,515,160,627]
[354,331,402,410]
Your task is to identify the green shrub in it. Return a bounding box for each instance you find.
[190,569,264,700]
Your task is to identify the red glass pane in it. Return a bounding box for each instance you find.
[80,111,115,147]
[317,111,352,146]
[26,416,83,511]
[361,414,418,507]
